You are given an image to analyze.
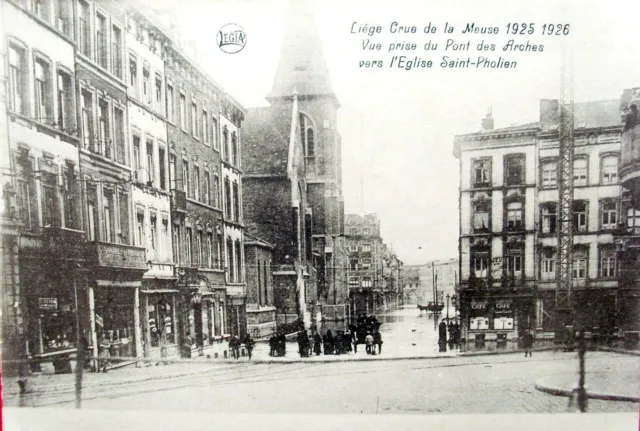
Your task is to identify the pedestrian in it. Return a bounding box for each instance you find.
[278,332,286,356]
[313,332,322,355]
[324,330,334,355]
[453,322,461,345]
[230,335,241,360]
[438,320,447,344]
[523,329,534,357]
[244,334,255,360]
[374,331,383,354]
[343,329,352,354]
[269,335,276,356]
[98,332,111,373]
[365,332,375,355]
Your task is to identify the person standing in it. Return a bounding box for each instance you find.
[365,332,375,355]
[313,332,322,355]
[523,330,534,357]
[374,331,383,355]
[244,334,255,360]
[438,320,447,344]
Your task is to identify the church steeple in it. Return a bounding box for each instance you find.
[267,0,339,105]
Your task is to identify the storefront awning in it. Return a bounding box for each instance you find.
[140,289,179,294]
[96,280,141,288]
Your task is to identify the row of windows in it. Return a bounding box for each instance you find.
[349,277,373,288]
[81,85,127,163]
[472,153,620,188]
[348,227,373,236]
[348,242,372,253]
[349,258,372,270]
[471,199,637,234]
[470,247,618,281]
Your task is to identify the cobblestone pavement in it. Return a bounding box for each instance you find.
[11,350,637,414]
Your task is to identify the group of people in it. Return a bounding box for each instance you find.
[268,333,288,357]
[228,334,255,360]
[438,319,462,345]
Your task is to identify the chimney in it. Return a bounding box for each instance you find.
[481,108,494,130]
[539,99,559,129]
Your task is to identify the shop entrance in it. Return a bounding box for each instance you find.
[94,287,136,359]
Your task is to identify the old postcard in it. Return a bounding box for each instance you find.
[0,0,638,429]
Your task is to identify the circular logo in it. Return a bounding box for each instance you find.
[217,23,247,54]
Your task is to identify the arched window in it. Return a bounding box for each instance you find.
[299,113,314,158]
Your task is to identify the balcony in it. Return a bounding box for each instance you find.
[42,226,86,260]
[86,242,147,270]
[621,123,640,209]
[171,189,187,213]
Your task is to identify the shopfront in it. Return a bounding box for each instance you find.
[93,281,140,360]
[142,287,179,359]
[183,280,228,358]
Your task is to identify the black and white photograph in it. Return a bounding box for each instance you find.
[0,0,638,429]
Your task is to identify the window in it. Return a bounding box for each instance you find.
[227,237,234,282]
[148,213,156,255]
[169,154,176,190]
[79,1,91,57]
[361,243,372,253]
[191,101,198,137]
[35,59,51,123]
[182,160,190,196]
[235,240,243,282]
[166,84,174,122]
[224,178,232,219]
[573,158,588,186]
[103,190,115,243]
[473,201,490,232]
[601,155,619,184]
[194,166,200,201]
[350,259,358,270]
[118,192,129,244]
[8,45,27,114]
[41,173,58,227]
[601,201,618,230]
[32,0,50,20]
[473,252,488,278]
[232,132,238,166]
[361,258,371,269]
[161,218,169,260]
[349,228,358,236]
[81,90,94,149]
[628,208,640,234]
[186,227,193,264]
[505,155,525,185]
[541,161,557,187]
[506,201,523,230]
[473,158,491,186]
[114,107,126,164]
[196,231,203,267]
[223,127,229,162]
[55,0,70,35]
[216,232,223,269]
[572,248,587,279]
[299,114,314,158]
[179,93,186,128]
[233,182,240,221]
[62,167,78,229]
[147,297,175,346]
[541,204,557,234]
[158,147,167,190]
[133,136,141,171]
[213,174,220,207]
[505,250,522,278]
[98,98,110,156]
[153,75,162,111]
[212,118,219,149]
[203,111,209,144]
[143,66,151,104]
[361,277,372,288]
[349,277,359,287]
[129,55,138,97]
[349,241,358,252]
[136,212,145,248]
[173,227,180,265]
[87,185,98,241]
[56,70,73,131]
[540,249,555,280]
[207,233,213,268]
[146,140,155,184]
[112,25,123,78]
[204,171,211,205]
[573,201,588,233]
[600,248,616,278]
[96,13,108,69]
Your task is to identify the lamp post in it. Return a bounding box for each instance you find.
[446,294,450,320]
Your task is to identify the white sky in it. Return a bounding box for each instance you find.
[148,0,640,265]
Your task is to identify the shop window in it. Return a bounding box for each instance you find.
[473,201,490,233]
[473,158,491,187]
[541,160,557,187]
[504,154,525,186]
[600,248,617,278]
[541,203,557,234]
[8,44,27,115]
[573,201,588,233]
[506,201,523,231]
[573,158,588,186]
[601,155,619,184]
[572,248,587,279]
[36,292,76,354]
[601,200,618,230]
[540,249,556,280]
[148,296,175,347]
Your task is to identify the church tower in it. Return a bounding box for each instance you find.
[268,0,347,308]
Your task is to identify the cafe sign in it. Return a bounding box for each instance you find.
[471,300,488,311]
[38,297,58,310]
[495,299,513,310]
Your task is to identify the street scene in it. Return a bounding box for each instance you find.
[1,0,640,426]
